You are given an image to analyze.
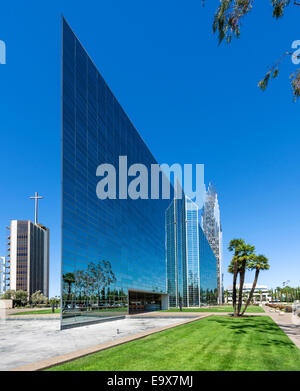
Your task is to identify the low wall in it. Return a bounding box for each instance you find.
[0,299,13,309]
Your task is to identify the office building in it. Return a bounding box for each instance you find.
[166,196,218,307]
[201,183,223,303]
[226,284,271,303]
[8,220,49,297]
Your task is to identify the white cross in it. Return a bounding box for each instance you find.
[29,192,44,225]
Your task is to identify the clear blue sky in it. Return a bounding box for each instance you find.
[0,1,299,297]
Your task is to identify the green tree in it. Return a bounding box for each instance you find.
[87,260,116,305]
[31,290,48,305]
[49,296,60,312]
[14,290,28,306]
[212,0,300,100]
[0,289,16,300]
[49,296,60,306]
[241,255,270,315]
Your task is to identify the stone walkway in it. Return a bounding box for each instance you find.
[263,305,300,349]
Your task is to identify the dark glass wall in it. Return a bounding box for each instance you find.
[61,19,172,327]
[29,222,44,296]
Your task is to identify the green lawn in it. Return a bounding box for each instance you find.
[9,309,60,315]
[161,305,264,313]
[47,316,300,371]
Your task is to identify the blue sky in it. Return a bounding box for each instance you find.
[0,1,299,297]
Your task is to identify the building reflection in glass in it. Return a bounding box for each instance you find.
[166,196,218,308]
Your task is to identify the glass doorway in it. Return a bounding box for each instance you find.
[128,291,162,314]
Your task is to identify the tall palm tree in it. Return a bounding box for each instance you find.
[241,255,270,315]
[228,239,246,316]
[228,240,255,316]
[236,243,256,315]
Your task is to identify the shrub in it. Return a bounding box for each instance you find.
[266,303,292,312]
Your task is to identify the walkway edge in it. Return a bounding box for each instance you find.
[263,305,300,350]
[10,315,209,371]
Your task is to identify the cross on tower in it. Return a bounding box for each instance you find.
[29,192,44,225]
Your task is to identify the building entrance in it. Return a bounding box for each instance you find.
[128,291,162,314]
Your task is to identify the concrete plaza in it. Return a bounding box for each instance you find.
[0,316,192,371]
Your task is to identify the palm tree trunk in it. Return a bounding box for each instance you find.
[232,262,238,317]
[237,263,246,316]
[241,269,260,315]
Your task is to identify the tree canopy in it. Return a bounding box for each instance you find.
[211,0,300,100]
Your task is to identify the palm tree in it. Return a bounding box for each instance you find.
[241,255,270,315]
[236,243,255,315]
[228,239,246,317]
[228,240,255,316]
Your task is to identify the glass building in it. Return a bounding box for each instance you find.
[166,196,218,307]
[201,183,223,303]
[61,19,173,328]
[61,18,219,327]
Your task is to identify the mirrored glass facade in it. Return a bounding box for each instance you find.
[61,19,172,328]
[201,183,223,303]
[166,196,218,307]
